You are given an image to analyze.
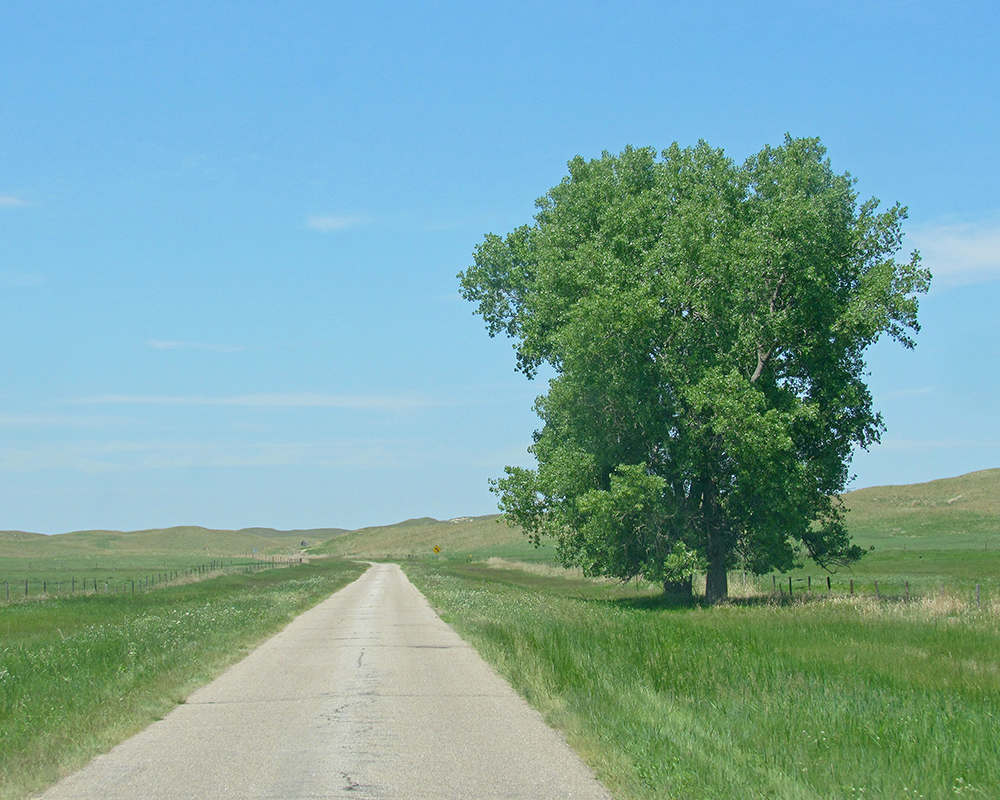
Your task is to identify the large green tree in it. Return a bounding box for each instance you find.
[459,136,930,602]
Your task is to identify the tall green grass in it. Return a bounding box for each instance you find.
[0,558,366,800]
[405,562,1000,800]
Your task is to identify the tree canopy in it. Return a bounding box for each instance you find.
[459,136,930,602]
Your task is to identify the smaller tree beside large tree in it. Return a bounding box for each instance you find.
[459,136,930,602]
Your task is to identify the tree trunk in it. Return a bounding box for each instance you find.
[662,575,693,601]
[698,471,729,604]
[705,523,728,603]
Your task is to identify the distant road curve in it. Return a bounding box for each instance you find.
[36,562,612,800]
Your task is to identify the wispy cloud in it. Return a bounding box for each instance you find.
[67,392,434,411]
[0,439,422,473]
[0,413,123,429]
[305,214,368,232]
[908,219,1000,288]
[0,194,28,208]
[147,340,246,353]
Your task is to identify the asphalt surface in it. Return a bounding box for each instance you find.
[36,562,613,799]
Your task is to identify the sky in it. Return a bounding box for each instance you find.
[1,0,997,534]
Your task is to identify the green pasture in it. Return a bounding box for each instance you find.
[0,524,336,603]
[305,470,1000,612]
[0,553,272,602]
[774,468,1000,604]
[310,470,1000,585]
[843,468,1000,550]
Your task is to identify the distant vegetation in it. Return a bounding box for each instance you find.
[815,469,1000,602]
[0,525,345,603]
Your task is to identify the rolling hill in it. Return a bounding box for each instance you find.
[3,468,998,565]
[308,515,542,561]
[841,468,1000,549]
[0,525,348,559]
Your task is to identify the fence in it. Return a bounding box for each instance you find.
[762,573,990,607]
[0,554,305,604]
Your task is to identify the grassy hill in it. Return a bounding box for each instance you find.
[0,525,351,596]
[0,517,542,580]
[308,469,1000,563]
[309,515,548,562]
[4,467,998,575]
[0,525,347,560]
[842,467,1000,550]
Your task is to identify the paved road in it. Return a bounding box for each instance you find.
[36,562,612,800]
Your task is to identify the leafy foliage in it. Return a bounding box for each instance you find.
[459,136,930,600]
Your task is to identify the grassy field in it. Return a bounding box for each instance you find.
[0,551,313,603]
[405,560,1000,800]
[0,558,366,800]
[0,523,344,603]
[304,470,1000,609]
[761,470,1000,605]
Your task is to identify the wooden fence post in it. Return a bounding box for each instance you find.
[850,579,854,596]
[875,579,879,600]
[788,576,793,600]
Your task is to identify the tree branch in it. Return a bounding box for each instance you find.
[750,273,786,383]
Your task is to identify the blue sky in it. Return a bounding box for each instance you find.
[1,0,997,534]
